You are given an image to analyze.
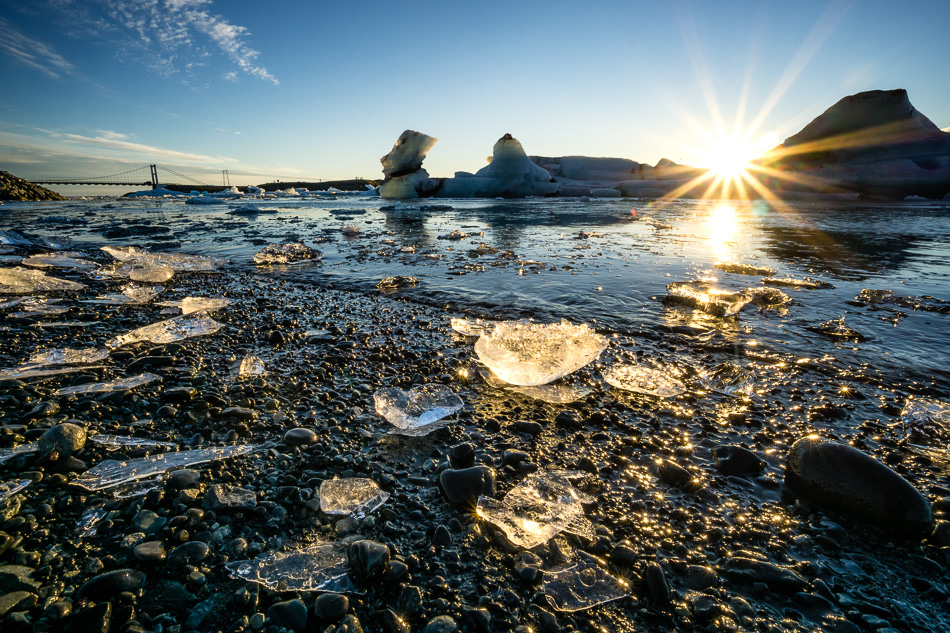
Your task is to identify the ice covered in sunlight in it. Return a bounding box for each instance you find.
[474,320,607,387]
[27,347,110,366]
[55,372,160,396]
[0,479,31,502]
[130,267,174,283]
[87,284,163,305]
[0,267,87,294]
[0,443,38,464]
[762,276,833,290]
[101,246,222,272]
[901,397,950,432]
[542,552,629,612]
[252,242,323,265]
[319,478,390,519]
[89,435,178,451]
[744,286,792,307]
[226,542,358,592]
[233,354,266,378]
[106,312,224,348]
[0,365,107,381]
[478,367,591,404]
[74,444,257,491]
[373,384,463,435]
[664,281,751,317]
[159,296,231,314]
[21,253,97,269]
[476,471,596,549]
[450,317,498,337]
[699,363,754,396]
[715,262,774,276]
[6,297,69,318]
[602,362,686,398]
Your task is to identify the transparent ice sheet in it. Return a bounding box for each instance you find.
[542,552,629,612]
[55,372,160,396]
[106,312,223,348]
[0,267,87,294]
[225,542,361,593]
[373,384,463,436]
[602,363,686,398]
[319,478,390,519]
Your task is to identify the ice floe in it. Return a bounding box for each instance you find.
[0,267,87,294]
[106,312,224,348]
[373,384,463,435]
[542,552,629,612]
[55,372,160,396]
[319,478,390,519]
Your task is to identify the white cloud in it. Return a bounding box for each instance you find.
[37,128,237,164]
[0,18,77,79]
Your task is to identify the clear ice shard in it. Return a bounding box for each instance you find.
[21,253,97,269]
[159,296,231,314]
[252,242,324,265]
[225,542,359,592]
[233,354,266,378]
[476,471,595,549]
[373,384,463,435]
[602,363,686,398]
[55,372,160,396]
[664,281,751,317]
[0,267,87,294]
[73,444,256,491]
[478,367,591,404]
[106,312,224,348]
[0,443,38,464]
[0,479,31,502]
[699,363,754,396]
[0,230,32,246]
[76,506,109,537]
[101,246,222,271]
[89,435,179,451]
[474,320,607,387]
[27,347,111,366]
[450,317,498,337]
[7,297,69,318]
[0,365,107,381]
[901,397,950,432]
[130,266,174,283]
[319,478,390,519]
[88,284,163,305]
[542,552,629,612]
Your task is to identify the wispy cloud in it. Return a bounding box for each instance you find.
[0,18,77,79]
[40,128,237,164]
[100,0,278,84]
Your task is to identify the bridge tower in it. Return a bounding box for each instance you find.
[150,164,159,189]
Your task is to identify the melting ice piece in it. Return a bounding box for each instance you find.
[450,317,497,337]
[0,479,31,502]
[715,262,774,276]
[341,225,361,236]
[901,398,950,432]
[0,230,33,246]
[664,281,751,317]
[73,444,256,491]
[602,363,686,398]
[377,276,420,290]
[159,296,231,314]
[55,372,161,396]
[476,471,595,549]
[76,506,109,537]
[21,253,97,269]
[0,443,38,464]
[27,347,110,366]
[106,312,224,348]
[763,276,833,290]
[90,435,179,451]
[252,242,324,265]
[7,297,68,318]
[226,542,359,592]
[319,478,390,519]
[744,286,791,307]
[478,367,591,404]
[0,365,106,381]
[374,384,463,435]
[0,267,87,294]
[542,552,629,612]
[233,354,266,378]
[474,320,607,387]
[101,246,222,272]
[699,363,754,397]
[88,284,163,305]
[130,266,174,283]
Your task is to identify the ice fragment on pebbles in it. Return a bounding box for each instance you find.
[0,267,87,294]
[901,397,950,432]
[476,471,595,549]
[130,267,174,282]
[319,478,390,519]
[0,479,31,502]
[21,253,97,269]
[88,284,163,305]
[474,320,607,386]
[55,372,160,396]
[450,317,498,337]
[602,363,686,398]
[74,444,256,491]
[90,435,178,451]
[233,354,266,378]
[0,365,107,381]
[377,276,420,290]
[699,363,754,397]
[0,443,38,464]
[478,367,591,404]
[373,384,463,436]
[101,245,222,271]
[106,312,224,348]
[7,297,69,318]
[159,296,231,314]
[252,242,323,265]
[542,552,629,612]
[27,347,110,366]
[664,281,751,317]
[226,542,358,592]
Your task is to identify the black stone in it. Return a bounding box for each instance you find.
[347,540,391,580]
[76,569,146,602]
[266,598,308,632]
[712,444,766,476]
[313,593,348,621]
[439,466,495,507]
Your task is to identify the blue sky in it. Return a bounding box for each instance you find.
[1,0,948,195]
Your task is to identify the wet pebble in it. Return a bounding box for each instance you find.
[449,442,475,468]
[38,421,86,458]
[712,444,766,475]
[266,598,308,632]
[202,484,257,513]
[432,524,453,547]
[439,466,495,506]
[347,540,391,580]
[721,557,807,593]
[283,427,317,445]
[644,562,671,607]
[167,541,210,567]
[313,593,348,621]
[423,615,457,633]
[785,436,933,538]
[132,541,166,563]
[328,613,364,633]
[76,569,146,602]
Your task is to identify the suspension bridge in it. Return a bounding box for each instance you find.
[31,164,222,190]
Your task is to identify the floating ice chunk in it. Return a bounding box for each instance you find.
[474,320,607,387]
[699,363,754,397]
[901,397,950,432]
[806,317,865,341]
[0,365,107,381]
[186,195,226,205]
[762,276,833,289]
[664,281,751,317]
[89,435,178,451]
[233,354,266,378]
[476,471,595,549]
[0,230,32,246]
[450,317,497,337]
[715,262,774,276]
[21,253,97,269]
[88,284,163,305]
[101,246,222,272]
[231,203,278,215]
[226,542,358,592]
[341,225,361,236]
[0,479,31,502]
[744,286,792,307]
[158,296,231,314]
[106,312,224,348]
[542,552,629,612]
[55,372,160,396]
[130,267,174,283]
[319,478,390,519]
[441,230,469,241]
[74,444,256,491]
[7,297,69,318]
[373,384,463,435]
[0,443,38,464]
[252,242,323,265]
[377,276,420,290]
[602,363,686,398]
[0,267,87,294]
[27,347,110,366]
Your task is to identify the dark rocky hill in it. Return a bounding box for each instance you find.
[0,171,66,201]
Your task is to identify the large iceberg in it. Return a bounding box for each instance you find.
[378,130,439,199]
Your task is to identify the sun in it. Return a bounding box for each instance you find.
[702,132,777,180]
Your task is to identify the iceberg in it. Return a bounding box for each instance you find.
[439,134,559,198]
[252,242,323,265]
[602,363,686,398]
[542,552,629,612]
[0,267,87,294]
[373,383,463,435]
[106,312,224,348]
[474,320,607,386]
[476,471,595,549]
[319,478,390,519]
[378,130,439,198]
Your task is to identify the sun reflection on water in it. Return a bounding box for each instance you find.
[708,204,738,261]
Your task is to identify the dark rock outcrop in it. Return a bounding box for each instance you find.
[0,171,66,201]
